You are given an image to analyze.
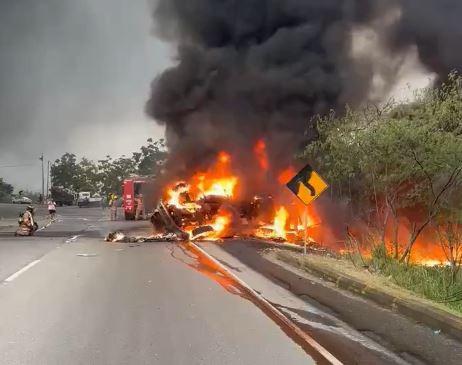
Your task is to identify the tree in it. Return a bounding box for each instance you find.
[133,138,168,176]
[74,158,100,194]
[51,153,79,190]
[303,74,462,263]
[0,178,14,203]
[97,155,137,195]
[50,138,169,196]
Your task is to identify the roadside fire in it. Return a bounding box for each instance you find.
[152,147,323,244]
[145,140,454,269]
[255,207,289,241]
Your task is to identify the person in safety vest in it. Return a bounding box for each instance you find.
[15,205,38,236]
[135,194,146,220]
[109,194,118,221]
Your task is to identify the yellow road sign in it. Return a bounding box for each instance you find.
[286,164,329,206]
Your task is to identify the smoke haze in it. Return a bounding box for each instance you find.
[146,0,462,195]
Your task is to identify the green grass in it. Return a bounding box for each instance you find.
[370,246,462,312]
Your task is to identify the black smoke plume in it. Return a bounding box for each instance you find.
[146,0,462,197]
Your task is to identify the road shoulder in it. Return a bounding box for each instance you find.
[198,240,462,365]
[273,249,462,342]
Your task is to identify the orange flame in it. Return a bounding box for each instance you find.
[210,213,231,236]
[254,139,269,171]
[167,182,190,208]
[278,166,296,185]
[196,175,238,197]
[256,206,289,240]
[189,211,233,241]
[273,207,288,239]
[191,152,239,199]
[166,152,240,207]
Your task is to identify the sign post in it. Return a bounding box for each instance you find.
[304,206,308,255]
[286,164,329,255]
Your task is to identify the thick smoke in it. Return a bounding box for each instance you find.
[146,0,462,197]
[392,0,462,78]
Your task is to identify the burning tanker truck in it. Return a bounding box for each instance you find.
[147,150,317,244]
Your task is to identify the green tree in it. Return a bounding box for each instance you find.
[97,155,137,195]
[51,153,79,190]
[50,138,168,196]
[0,178,14,203]
[74,158,100,194]
[304,75,462,263]
[132,138,168,176]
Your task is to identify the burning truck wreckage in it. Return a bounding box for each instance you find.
[106,148,325,248]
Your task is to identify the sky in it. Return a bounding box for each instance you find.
[0,0,172,192]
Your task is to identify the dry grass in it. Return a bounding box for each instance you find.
[274,249,462,315]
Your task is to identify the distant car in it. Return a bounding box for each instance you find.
[77,191,102,208]
[12,196,33,204]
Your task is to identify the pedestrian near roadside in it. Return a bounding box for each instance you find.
[47,200,57,220]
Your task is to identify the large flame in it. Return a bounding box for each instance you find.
[273,207,289,239]
[191,151,238,199]
[167,152,239,208]
[167,182,190,208]
[162,147,457,267]
[209,212,232,239]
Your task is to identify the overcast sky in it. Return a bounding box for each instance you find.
[0,0,172,192]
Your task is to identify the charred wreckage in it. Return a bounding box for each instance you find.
[150,181,277,241]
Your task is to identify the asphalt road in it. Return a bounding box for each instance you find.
[0,206,313,365]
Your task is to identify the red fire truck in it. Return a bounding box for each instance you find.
[122,176,149,220]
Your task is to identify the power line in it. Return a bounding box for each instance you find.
[0,163,37,168]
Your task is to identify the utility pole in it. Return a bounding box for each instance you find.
[46,160,51,199]
[39,153,44,204]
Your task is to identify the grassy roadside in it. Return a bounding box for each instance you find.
[369,247,462,313]
[275,249,462,315]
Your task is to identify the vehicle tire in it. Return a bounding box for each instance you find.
[125,213,135,221]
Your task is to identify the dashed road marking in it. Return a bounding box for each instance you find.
[37,219,55,232]
[65,235,81,243]
[4,260,41,283]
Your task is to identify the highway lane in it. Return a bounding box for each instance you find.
[0,206,108,281]
[0,207,314,364]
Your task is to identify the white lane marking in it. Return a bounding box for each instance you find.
[37,219,55,232]
[4,260,41,283]
[189,242,343,365]
[65,235,81,243]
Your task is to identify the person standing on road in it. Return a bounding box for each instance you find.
[135,194,146,220]
[109,193,118,221]
[47,200,57,220]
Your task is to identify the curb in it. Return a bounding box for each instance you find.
[269,252,462,343]
[243,238,304,252]
[187,242,342,365]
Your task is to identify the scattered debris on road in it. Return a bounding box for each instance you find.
[105,231,180,243]
[76,253,98,257]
